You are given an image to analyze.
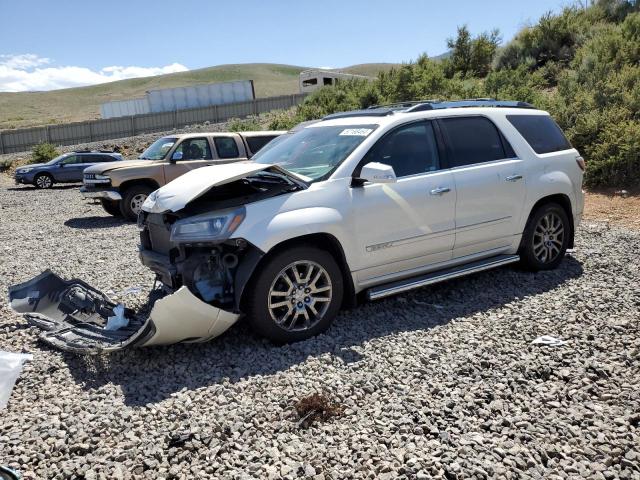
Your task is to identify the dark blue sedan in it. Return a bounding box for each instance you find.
[14,151,123,189]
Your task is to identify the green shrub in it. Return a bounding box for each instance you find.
[31,142,59,163]
[0,158,13,172]
[267,109,298,130]
[227,117,263,132]
[272,1,639,189]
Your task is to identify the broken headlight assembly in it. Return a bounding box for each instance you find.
[169,207,246,244]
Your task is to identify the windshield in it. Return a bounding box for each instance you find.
[252,124,377,181]
[139,137,177,160]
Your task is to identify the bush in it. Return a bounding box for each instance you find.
[582,120,640,188]
[31,142,59,163]
[0,158,13,172]
[267,109,298,130]
[227,117,263,132]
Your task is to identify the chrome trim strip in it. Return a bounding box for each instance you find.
[367,254,520,300]
[80,190,122,201]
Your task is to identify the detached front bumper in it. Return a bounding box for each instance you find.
[80,186,122,201]
[8,270,240,354]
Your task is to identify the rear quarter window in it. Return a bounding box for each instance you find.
[246,136,277,154]
[507,115,572,154]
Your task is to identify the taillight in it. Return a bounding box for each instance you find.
[576,156,586,171]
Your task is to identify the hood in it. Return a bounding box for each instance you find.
[17,163,47,170]
[84,159,151,174]
[142,161,303,213]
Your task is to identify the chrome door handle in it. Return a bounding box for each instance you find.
[430,187,451,195]
[505,174,523,182]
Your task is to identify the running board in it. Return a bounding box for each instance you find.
[367,254,520,300]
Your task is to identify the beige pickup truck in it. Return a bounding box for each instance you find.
[81,131,284,220]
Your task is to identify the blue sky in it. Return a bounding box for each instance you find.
[0,0,570,91]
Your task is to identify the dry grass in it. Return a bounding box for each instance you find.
[0,63,397,130]
[294,392,345,428]
[583,189,640,231]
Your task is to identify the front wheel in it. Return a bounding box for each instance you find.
[34,173,54,189]
[520,203,570,271]
[119,185,153,221]
[100,199,121,216]
[245,246,344,343]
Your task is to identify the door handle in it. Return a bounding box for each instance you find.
[505,174,523,182]
[430,187,451,195]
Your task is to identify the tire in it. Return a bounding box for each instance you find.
[119,185,153,221]
[245,246,344,343]
[100,199,122,216]
[34,173,54,189]
[520,203,570,271]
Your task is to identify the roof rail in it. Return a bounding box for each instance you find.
[322,98,535,121]
[323,108,395,120]
[406,99,535,111]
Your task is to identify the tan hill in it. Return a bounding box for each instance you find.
[0,62,398,130]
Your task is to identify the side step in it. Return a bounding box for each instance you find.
[367,254,520,300]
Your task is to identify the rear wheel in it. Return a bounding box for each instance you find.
[100,199,121,216]
[34,173,53,189]
[520,203,570,271]
[119,185,153,221]
[245,246,344,343]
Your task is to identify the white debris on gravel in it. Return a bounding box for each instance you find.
[0,176,639,479]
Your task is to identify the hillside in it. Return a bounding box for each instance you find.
[0,62,397,129]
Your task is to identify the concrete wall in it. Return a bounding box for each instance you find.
[0,93,306,154]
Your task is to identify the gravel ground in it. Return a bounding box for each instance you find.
[0,176,639,480]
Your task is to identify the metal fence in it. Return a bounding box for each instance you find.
[0,93,307,154]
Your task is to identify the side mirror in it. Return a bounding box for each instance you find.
[171,151,183,161]
[358,162,397,184]
[57,163,64,167]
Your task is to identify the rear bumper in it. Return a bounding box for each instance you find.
[80,186,122,201]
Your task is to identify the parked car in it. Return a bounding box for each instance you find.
[80,131,284,220]
[9,99,585,353]
[14,151,123,189]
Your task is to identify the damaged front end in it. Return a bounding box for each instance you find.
[8,164,304,354]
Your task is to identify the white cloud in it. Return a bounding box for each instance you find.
[0,54,188,92]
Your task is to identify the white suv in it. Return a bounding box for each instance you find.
[9,100,585,352]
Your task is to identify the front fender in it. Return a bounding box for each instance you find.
[235,205,356,263]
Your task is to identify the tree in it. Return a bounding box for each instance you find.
[445,25,501,78]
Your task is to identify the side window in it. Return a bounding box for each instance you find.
[174,138,212,160]
[507,114,572,154]
[214,137,240,159]
[439,117,507,167]
[245,136,276,154]
[60,155,79,165]
[364,121,440,177]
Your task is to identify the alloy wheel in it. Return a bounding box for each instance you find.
[532,212,565,263]
[36,175,52,189]
[130,193,147,216]
[268,260,332,331]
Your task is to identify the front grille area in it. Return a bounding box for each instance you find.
[84,173,96,180]
[145,213,172,255]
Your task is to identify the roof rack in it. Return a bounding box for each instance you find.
[322,98,535,120]
[323,108,395,120]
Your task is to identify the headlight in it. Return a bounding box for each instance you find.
[170,207,246,243]
[18,168,34,174]
[84,174,111,184]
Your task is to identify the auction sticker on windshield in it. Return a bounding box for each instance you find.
[339,128,373,136]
